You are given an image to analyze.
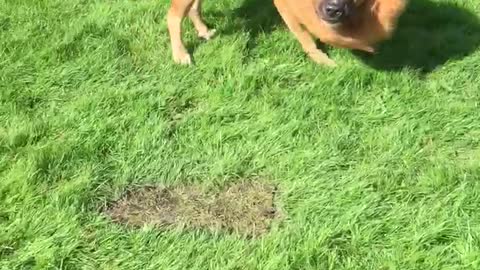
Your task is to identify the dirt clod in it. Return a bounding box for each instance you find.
[105,181,281,236]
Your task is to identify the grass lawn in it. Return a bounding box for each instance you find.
[2,0,480,268]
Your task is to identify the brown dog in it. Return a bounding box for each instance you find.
[167,0,407,66]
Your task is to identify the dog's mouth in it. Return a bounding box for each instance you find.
[317,0,354,25]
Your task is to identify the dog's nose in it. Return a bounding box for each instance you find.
[323,1,346,21]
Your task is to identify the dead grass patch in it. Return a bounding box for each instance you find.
[104,180,282,236]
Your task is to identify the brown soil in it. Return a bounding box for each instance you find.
[104,180,281,237]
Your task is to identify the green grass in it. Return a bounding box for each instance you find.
[1,0,480,268]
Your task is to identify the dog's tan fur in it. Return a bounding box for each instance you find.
[167,0,407,66]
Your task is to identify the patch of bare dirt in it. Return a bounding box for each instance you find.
[104,180,281,236]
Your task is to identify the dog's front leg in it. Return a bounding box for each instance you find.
[274,0,336,66]
[188,0,216,40]
[168,0,195,65]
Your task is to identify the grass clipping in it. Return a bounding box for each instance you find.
[105,181,281,236]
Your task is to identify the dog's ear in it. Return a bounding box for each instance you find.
[350,0,407,45]
[371,0,407,39]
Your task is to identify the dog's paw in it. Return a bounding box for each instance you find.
[198,29,216,40]
[173,50,192,65]
[308,51,337,67]
[363,46,376,54]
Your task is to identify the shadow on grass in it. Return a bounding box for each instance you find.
[227,0,282,40]
[213,0,480,72]
[355,1,480,72]
[205,0,282,55]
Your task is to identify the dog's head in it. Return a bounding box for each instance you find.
[317,0,366,26]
